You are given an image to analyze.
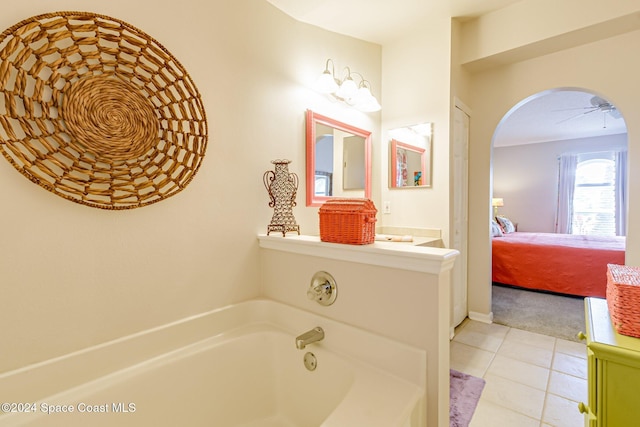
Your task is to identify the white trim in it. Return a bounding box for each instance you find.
[258,234,459,275]
[454,96,472,116]
[468,310,494,324]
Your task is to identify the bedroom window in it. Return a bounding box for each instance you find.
[557,150,626,236]
[572,159,616,236]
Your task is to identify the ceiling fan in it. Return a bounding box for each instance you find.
[556,95,622,127]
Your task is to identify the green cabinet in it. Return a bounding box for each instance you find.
[580,297,640,427]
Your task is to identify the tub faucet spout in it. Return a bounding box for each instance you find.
[295,327,324,350]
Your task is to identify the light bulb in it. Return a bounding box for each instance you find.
[356,97,381,112]
[354,87,381,112]
[336,78,358,100]
[315,71,338,94]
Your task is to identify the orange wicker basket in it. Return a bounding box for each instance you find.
[606,264,640,338]
[319,198,377,245]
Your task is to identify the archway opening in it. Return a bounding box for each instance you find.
[488,87,628,334]
[491,87,628,235]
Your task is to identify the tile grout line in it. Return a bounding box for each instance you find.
[539,337,559,427]
[480,325,507,378]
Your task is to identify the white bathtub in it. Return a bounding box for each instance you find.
[0,300,426,426]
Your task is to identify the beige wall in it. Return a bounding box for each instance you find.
[380,17,454,245]
[460,0,640,70]
[465,27,640,317]
[378,0,640,323]
[0,0,381,373]
[4,0,639,396]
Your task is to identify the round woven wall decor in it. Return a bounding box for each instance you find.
[0,11,208,209]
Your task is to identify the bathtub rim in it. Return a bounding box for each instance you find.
[1,322,424,427]
[0,298,426,407]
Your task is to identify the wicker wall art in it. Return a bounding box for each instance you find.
[0,11,208,209]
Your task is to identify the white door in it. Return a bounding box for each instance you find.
[452,106,470,330]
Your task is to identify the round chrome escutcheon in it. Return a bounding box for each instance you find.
[304,352,317,371]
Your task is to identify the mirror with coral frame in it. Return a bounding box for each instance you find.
[389,123,432,188]
[305,110,371,206]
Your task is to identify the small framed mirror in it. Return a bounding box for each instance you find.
[306,110,371,206]
[389,123,432,188]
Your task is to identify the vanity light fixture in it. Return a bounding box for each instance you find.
[315,59,381,112]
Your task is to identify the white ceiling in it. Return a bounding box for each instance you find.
[494,90,627,147]
[266,0,524,45]
[266,0,629,146]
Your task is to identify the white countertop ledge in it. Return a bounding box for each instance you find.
[258,234,459,274]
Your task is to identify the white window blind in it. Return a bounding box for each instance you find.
[571,158,616,236]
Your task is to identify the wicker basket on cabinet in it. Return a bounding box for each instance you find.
[606,263,640,338]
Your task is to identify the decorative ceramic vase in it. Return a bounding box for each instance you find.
[263,159,300,236]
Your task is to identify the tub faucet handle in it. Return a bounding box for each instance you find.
[307,282,331,300]
[307,271,337,306]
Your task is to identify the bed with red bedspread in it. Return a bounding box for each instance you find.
[492,232,626,297]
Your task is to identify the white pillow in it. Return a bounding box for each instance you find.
[496,216,516,233]
[491,220,504,237]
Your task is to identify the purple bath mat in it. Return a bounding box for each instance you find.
[450,369,485,427]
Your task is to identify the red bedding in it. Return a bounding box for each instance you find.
[492,232,625,297]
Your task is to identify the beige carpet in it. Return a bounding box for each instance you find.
[491,284,586,342]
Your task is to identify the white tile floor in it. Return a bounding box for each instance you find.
[451,319,588,427]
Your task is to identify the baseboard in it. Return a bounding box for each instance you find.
[468,311,494,324]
